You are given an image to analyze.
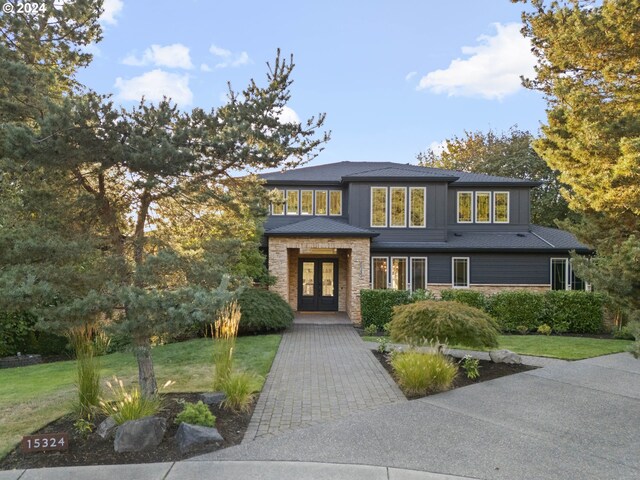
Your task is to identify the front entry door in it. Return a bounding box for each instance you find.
[298,259,339,311]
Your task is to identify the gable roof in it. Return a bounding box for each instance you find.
[260,161,541,187]
[265,217,378,237]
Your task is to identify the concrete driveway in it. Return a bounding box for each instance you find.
[196,353,640,480]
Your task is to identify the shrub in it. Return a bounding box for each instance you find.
[390,351,457,396]
[389,300,499,349]
[410,289,437,302]
[100,376,171,425]
[537,324,552,336]
[360,289,412,329]
[516,325,529,335]
[0,311,36,356]
[236,288,293,334]
[440,289,488,311]
[212,301,241,390]
[459,354,480,380]
[625,320,640,359]
[544,291,605,334]
[175,401,216,427]
[220,371,261,413]
[363,324,378,336]
[489,291,546,332]
[377,336,390,353]
[613,325,636,340]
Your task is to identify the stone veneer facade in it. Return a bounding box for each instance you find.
[267,236,371,324]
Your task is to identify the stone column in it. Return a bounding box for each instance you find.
[268,238,289,306]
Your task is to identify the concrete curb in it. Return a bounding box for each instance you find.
[0,461,481,480]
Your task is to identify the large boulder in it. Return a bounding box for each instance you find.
[175,423,224,453]
[96,416,117,440]
[114,416,166,453]
[201,392,226,405]
[489,349,522,364]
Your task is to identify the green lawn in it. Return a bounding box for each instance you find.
[0,335,281,459]
[364,335,632,361]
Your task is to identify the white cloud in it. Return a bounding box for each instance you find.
[209,44,251,68]
[209,45,232,58]
[200,63,212,72]
[428,140,448,156]
[100,0,124,25]
[417,23,535,100]
[114,69,193,105]
[123,44,193,69]
[405,71,417,82]
[277,106,300,125]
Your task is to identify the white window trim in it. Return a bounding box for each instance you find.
[389,187,407,228]
[271,189,285,216]
[315,190,328,215]
[329,190,342,216]
[452,257,470,289]
[550,257,570,291]
[286,189,299,215]
[300,190,313,215]
[457,191,474,224]
[390,256,409,290]
[409,187,427,228]
[370,187,388,227]
[475,192,492,224]
[410,257,428,292]
[371,256,389,289]
[493,191,510,224]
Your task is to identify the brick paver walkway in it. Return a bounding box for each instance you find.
[244,321,406,442]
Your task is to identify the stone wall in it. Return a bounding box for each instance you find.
[267,236,371,323]
[427,283,551,297]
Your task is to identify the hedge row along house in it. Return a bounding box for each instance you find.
[260,161,591,323]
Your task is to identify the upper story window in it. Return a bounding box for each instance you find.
[457,191,510,224]
[371,186,426,228]
[493,192,509,223]
[409,187,426,227]
[315,191,327,215]
[286,190,299,215]
[269,188,342,216]
[329,191,342,216]
[457,192,473,223]
[390,187,406,227]
[371,187,387,227]
[475,192,491,223]
[300,190,313,215]
[271,189,285,215]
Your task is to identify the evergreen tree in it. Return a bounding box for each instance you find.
[516,0,640,312]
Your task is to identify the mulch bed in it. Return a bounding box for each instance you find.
[0,393,255,470]
[373,350,536,400]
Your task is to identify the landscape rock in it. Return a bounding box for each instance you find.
[175,422,224,453]
[96,416,117,439]
[114,416,166,453]
[489,349,522,364]
[201,392,226,405]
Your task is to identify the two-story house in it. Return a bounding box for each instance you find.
[260,161,590,323]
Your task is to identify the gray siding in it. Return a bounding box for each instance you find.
[347,182,449,242]
[369,252,563,286]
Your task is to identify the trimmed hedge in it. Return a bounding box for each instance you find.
[389,300,499,348]
[440,289,487,311]
[545,291,605,334]
[236,288,294,334]
[360,289,412,329]
[488,291,547,333]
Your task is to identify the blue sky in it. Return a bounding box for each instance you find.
[78,0,545,166]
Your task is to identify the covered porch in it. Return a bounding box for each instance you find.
[266,234,372,324]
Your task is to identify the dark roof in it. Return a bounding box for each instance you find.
[260,161,541,187]
[265,217,378,237]
[371,225,591,253]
